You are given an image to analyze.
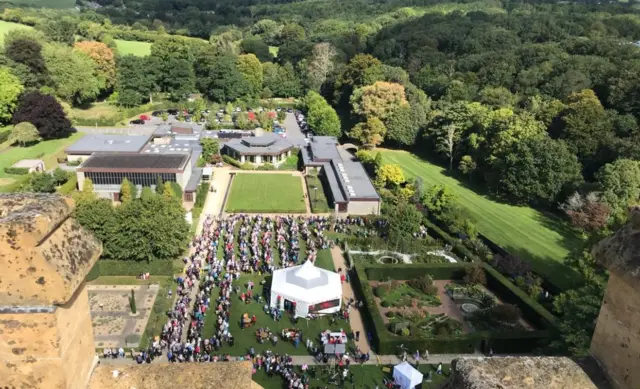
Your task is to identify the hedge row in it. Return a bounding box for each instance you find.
[85,260,174,281]
[423,218,482,262]
[351,262,556,354]
[4,167,30,175]
[57,175,77,195]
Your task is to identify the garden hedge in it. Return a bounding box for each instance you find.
[4,167,30,175]
[351,262,557,355]
[85,260,174,281]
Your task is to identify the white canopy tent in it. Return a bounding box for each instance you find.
[270,260,342,318]
[393,362,423,389]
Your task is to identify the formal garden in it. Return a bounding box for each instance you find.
[224,173,307,213]
[352,262,558,355]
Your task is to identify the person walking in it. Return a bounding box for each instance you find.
[414,350,420,366]
[436,363,443,375]
[424,349,429,361]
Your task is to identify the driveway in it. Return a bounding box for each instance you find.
[283,112,307,147]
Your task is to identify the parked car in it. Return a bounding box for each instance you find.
[167,109,179,115]
[151,110,164,117]
[130,119,145,125]
[185,116,192,122]
[140,114,151,121]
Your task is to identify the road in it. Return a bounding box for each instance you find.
[283,112,307,147]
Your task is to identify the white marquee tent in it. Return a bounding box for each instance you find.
[393,362,424,389]
[270,260,342,318]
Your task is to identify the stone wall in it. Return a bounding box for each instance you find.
[591,273,640,389]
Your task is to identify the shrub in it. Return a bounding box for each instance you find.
[408,274,435,294]
[492,254,531,279]
[374,284,391,297]
[380,300,391,308]
[223,155,242,168]
[3,167,30,175]
[464,265,487,285]
[129,289,137,314]
[386,311,396,318]
[489,304,522,324]
[257,163,275,171]
[240,162,255,170]
[401,328,410,336]
[67,160,82,166]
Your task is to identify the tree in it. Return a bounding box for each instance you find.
[304,91,341,137]
[250,19,282,46]
[262,62,302,98]
[595,159,640,211]
[240,36,271,63]
[23,172,55,193]
[43,43,101,104]
[551,283,604,356]
[280,23,306,42]
[435,124,460,171]
[12,91,73,139]
[458,155,477,177]
[200,138,220,163]
[349,117,387,148]
[351,81,408,121]
[161,58,195,101]
[120,178,133,203]
[155,176,164,194]
[160,111,169,123]
[38,18,76,45]
[195,55,251,102]
[494,136,582,204]
[9,122,40,146]
[422,184,458,216]
[237,54,263,96]
[4,34,50,88]
[74,41,116,88]
[375,164,405,188]
[0,67,23,124]
[52,167,68,185]
[115,56,157,106]
[307,43,337,91]
[384,105,418,147]
[335,54,384,103]
[383,199,423,248]
[74,178,96,204]
[140,187,155,201]
[74,198,116,244]
[163,182,176,200]
[560,192,611,232]
[257,111,275,131]
[151,38,192,63]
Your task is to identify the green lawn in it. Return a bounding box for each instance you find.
[115,39,152,56]
[0,21,34,47]
[306,174,332,213]
[0,132,83,192]
[253,363,451,389]
[380,149,582,290]
[202,273,351,356]
[225,173,307,213]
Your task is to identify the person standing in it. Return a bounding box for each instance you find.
[415,350,420,366]
[355,330,360,342]
[436,363,443,375]
[424,349,429,361]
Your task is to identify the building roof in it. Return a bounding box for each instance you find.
[65,134,150,154]
[11,159,43,168]
[87,362,254,389]
[302,136,380,202]
[224,132,295,156]
[185,167,203,192]
[78,153,189,172]
[153,123,205,137]
[271,260,342,305]
[442,357,598,389]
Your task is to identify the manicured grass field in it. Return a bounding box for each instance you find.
[0,21,33,46]
[202,273,351,356]
[253,363,451,389]
[306,174,332,213]
[225,173,307,213]
[379,149,582,290]
[115,39,152,56]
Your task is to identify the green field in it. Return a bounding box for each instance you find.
[0,0,75,8]
[0,20,34,46]
[115,39,152,56]
[380,149,582,290]
[0,132,83,191]
[225,173,307,213]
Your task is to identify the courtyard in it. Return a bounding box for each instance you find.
[224,173,307,213]
[88,284,160,348]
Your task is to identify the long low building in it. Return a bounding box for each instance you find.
[301,136,380,215]
[65,134,151,162]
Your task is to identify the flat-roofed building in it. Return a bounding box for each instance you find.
[65,134,151,162]
[76,152,199,202]
[301,136,380,215]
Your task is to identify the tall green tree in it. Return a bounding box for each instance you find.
[115,56,158,106]
[195,55,251,102]
[595,159,640,211]
[236,54,263,96]
[9,122,40,146]
[349,117,386,148]
[0,67,23,124]
[305,91,341,137]
[43,44,101,104]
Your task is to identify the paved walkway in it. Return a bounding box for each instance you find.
[197,167,232,232]
[330,246,371,354]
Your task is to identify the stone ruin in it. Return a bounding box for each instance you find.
[0,193,102,389]
[590,206,640,389]
[442,357,598,389]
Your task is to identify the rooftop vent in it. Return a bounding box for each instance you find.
[125,140,131,143]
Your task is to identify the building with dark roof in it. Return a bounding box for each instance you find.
[76,152,199,202]
[301,136,380,215]
[222,128,295,166]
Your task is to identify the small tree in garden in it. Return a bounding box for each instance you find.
[129,289,137,314]
[463,265,487,285]
[9,121,40,146]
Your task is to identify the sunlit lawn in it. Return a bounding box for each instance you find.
[225,173,306,213]
[0,21,33,47]
[115,39,152,56]
[380,149,582,290]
